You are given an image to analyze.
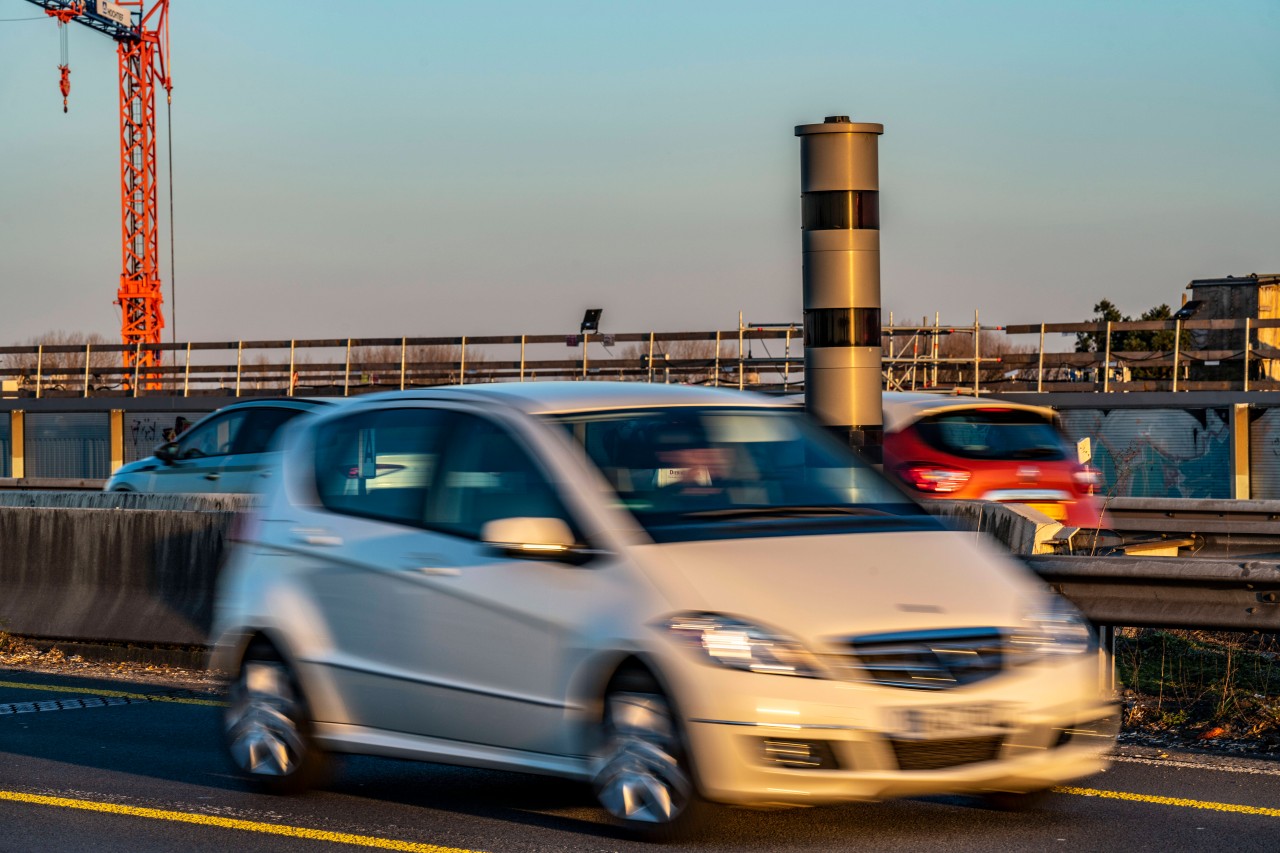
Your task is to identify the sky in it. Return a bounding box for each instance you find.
[0,0,1276,349]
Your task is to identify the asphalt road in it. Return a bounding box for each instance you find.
[3,668,1279,852]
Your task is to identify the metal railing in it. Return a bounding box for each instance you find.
[5,315,1280,400]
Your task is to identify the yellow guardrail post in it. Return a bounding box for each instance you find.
[10,410,24,479]
[110,409,124,475]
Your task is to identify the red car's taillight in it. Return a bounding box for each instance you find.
[1073,466,1102,495]
[898,464,971,494]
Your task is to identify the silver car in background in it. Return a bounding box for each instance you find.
[211,382,1116,839]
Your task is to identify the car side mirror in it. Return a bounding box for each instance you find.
[480,517,578,559]
[154,442,180,464]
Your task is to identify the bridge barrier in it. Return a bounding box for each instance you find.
[0,493,254,648]
[1,493,1278,653]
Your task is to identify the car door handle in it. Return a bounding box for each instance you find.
[291,527,343,547]
[407,553,459,576]
[205,473,220,481]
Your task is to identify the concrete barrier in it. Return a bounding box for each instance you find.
[930,500,1064,555]
[0,491,253,511]
[0,493,252,646]
[0,493,1140,653]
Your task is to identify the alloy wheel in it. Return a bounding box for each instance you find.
[594,690,693,826]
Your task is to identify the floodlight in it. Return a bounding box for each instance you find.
[580,309,603,334]
[1172,300,1203,321]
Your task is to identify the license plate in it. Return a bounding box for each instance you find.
[893,704,1006,740]
[1025,502,1067,521]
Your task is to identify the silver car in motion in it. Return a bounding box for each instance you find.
[211,382,1116,839]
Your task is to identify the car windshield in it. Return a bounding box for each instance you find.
[914,409,1067,461]
[550,406,929,541]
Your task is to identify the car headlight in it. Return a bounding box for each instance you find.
[664,613,825,677]
[1010,595,1094,658]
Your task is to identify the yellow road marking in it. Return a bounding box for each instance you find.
[0,790,482,852]
[0,679,224,707]
[1054,785,1280,818]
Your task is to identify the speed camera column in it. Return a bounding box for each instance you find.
[795,115,884,462]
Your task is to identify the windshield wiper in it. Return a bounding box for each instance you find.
[683,505,902,520]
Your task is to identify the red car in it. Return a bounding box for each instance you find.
[881,393,1106,528]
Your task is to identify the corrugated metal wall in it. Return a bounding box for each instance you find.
[123,412,207,464]
[1248,409,1280,499]
[1057,408,1232,499]
[23,412,110,479]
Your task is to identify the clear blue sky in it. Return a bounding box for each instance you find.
[1,0,1276,346]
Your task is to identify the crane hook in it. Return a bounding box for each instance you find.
[58,64,71,113]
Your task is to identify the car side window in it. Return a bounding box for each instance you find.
[233,407,305,455]
[426,415,570,540]
[176,410,250,459]
[314,408,448,527]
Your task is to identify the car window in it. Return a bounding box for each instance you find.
[233,407,306,455]
[914,410,1067,461]
[426,415,570,540]
[314,408,448,526]
[176,410,250,459]
[550,406,928,542]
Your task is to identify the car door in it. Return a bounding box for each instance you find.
[149,408,250,492]
[217,406,307,493]
[293,405,615,757]
[404,411,623,756]
[287,405,457,732]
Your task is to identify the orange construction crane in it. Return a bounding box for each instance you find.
[26,0,172,381]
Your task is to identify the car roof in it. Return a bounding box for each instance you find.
[880,392,1056,433]
[216,397,333,411]
[337,381,792,416]
[781,391,1056,433]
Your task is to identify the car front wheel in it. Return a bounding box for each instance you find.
[593,671,706,840]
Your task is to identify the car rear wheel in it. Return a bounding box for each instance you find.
[224,642,327,794]
[593,671,706,840]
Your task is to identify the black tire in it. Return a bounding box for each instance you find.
[592,669,709,841]
[981,788,1054,811]
[223,642,328,795]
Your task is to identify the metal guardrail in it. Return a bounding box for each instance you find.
[937,498,1280,632]
[1100,497,1280,559]
[1028,555,1280,632]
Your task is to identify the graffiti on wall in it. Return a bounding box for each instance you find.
[1057,408,1231,499]
[124,414,200,464]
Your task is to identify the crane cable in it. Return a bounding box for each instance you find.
[166,92,177,350]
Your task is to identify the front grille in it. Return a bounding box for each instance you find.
[889,735,1004,771]
[839,628,1009,690]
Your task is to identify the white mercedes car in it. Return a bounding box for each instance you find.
[210,382,1116,839]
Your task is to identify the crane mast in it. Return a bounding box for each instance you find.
[25,0,172,381]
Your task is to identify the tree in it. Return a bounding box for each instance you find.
[1075,300,1192,382]
[1075,300,1129,353]
[3,331,115,392]
[1122,304,1178,353]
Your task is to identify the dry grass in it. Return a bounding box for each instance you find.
[1117,628,1280,751]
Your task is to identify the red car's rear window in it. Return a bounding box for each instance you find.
[913,410,1067,461]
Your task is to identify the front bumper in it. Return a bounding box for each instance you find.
[665,652,1117,807]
